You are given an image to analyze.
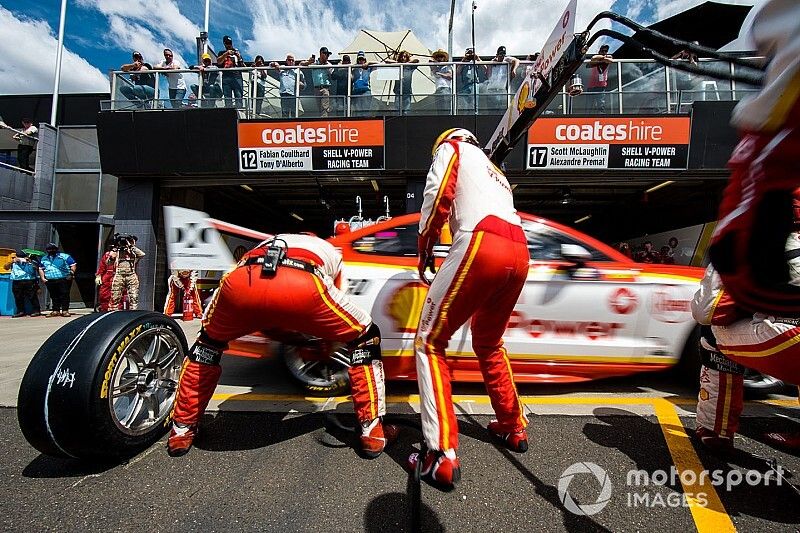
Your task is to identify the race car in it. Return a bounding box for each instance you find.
[243,212,705,395]
[17,209,704,460]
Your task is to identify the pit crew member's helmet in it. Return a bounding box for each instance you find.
[431,128,479,156]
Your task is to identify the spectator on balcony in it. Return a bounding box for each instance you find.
[385,50,419,114]
[13,118,37,171]
[270,53,306,118]
[486,46,519,110]
[671,42,699,65]
[457,47,487,113]
[301,46,335,117]
[585,44,614,113]
[153,48,187,109]
[253,55,269,116]
[430,49,453,114]
[119,51,156,108]
[351,51,374,116]
[217,35,245,108]
[191,53,223,108]
[331,55,351,115]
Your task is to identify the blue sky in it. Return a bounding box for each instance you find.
[0,0,753,94]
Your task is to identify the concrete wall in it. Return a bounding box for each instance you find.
[0,123,56,253]
[113,177,157,310]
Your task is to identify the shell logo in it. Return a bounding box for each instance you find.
[386,281,429,333]
[608,287,638,315]
[516,82,536,114]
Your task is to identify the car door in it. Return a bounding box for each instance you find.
[504,220,658,365]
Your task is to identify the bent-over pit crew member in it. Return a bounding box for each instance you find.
[168,233,397,457]
[408,128,530,487]
[692,214,800,452]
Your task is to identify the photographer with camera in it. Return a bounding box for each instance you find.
[109,233,145,311]
[457,47,487,113]
[217,35,245,108]
[39,243,76,317]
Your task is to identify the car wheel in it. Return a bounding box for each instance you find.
[743,369,786,398]
[17,311,187,459]
[280,342,350,397]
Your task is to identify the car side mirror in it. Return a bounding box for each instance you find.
[561,244,599,280]
[561,244,592,264]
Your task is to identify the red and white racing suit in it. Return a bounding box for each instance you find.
[95,251,116,312]
[709,0,800,315]
[692,259,800,439]
[163,271,203,320]
[171,234,385,429]
[415,139,529,452]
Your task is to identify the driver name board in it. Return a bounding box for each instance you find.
[238,119,385,172]
[526,117,691,170]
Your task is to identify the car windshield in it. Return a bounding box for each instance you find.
[352,224,419,256]
[521,220,612,262]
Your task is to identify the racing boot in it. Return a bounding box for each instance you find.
[695,426,734,453]
[167,336,224,457]
[167,422,198,457]
[488,420,529,453]
[360,417,399,458]
[408,449,461,488]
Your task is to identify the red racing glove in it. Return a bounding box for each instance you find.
[418,234,436,285]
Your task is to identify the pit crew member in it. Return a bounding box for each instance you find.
[409,128,530,487]
[168,233,396,457]
[692,228,800,452]
[163,269,203,320]
[709,0,800,316]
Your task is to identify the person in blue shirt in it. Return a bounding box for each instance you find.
[351,51,374,116]
[39,242,76,317]
[6,251,41,317]
[269,53,306,118]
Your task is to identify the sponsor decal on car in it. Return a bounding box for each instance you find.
[386,281,428,333]
[609,287,638,315]
[508,312,623,340]
[650,287,693,323]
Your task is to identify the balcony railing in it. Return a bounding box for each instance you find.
[102,58,761,118]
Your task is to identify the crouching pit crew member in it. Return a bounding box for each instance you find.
[692,225,800,452]
[409,128,530,487]
[168,233,397,457]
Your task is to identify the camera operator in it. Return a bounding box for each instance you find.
[109,233,145,310]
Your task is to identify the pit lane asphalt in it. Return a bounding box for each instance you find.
[2,312,800,531]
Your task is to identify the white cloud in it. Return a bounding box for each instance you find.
[107,15,190,69]
[240,0,615,62]
[76,0,200,46]
[0,7,108,94]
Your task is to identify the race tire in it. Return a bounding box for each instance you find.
[280,343,350,397]
[17,311,187,460]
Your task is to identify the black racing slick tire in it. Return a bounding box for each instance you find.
[17,311,188,460]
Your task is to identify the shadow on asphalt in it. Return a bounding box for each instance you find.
[22,454,120,479]
[584,407,800,525]
[456,408,614,533]
[364,491,443,533]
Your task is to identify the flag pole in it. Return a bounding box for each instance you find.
[50,0,68,126]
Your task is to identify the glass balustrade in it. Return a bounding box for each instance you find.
[103,58,761,118]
